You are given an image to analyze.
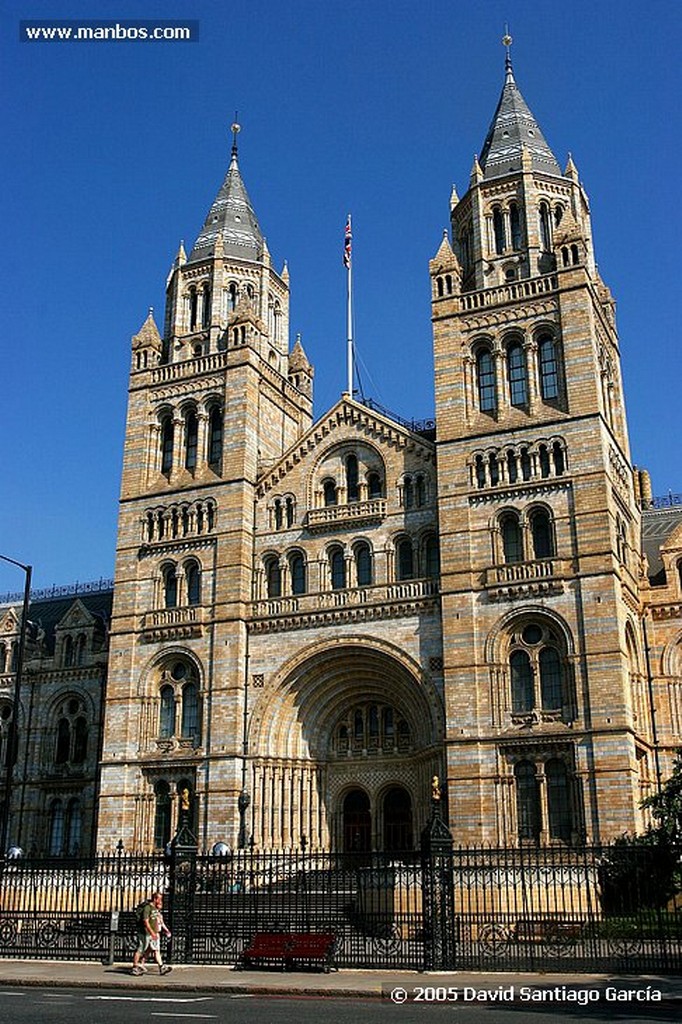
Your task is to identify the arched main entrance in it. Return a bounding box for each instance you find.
[383,786,413,851]
[343,788,371,852]
[247,638,444,849]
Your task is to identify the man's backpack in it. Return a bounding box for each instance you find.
[134,900,151,927]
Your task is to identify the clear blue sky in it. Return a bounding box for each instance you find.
[1,0,680,593]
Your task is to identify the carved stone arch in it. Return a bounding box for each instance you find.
[137,645,205,698]
[248,635,444,762]
[484,605,576,665]
[661,629,682,677]
[624,619,643,675]
[470,332,495,356]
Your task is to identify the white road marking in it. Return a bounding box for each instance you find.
[150,1015,217,1020]
[85,996,213,1003]
[0,992,27,997]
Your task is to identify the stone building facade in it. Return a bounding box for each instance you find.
[1,55,681,855]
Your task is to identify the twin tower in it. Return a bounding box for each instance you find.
[97,53,655,853]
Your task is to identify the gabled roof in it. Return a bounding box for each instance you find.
[189,146,264,264]
[0,591,113,657]
[479,57,562,181]
[256,396,435,498]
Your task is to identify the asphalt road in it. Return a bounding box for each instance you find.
[0,987,678,1024]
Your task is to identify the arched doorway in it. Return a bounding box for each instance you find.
[343,788,371,852]
[383,786,413,851]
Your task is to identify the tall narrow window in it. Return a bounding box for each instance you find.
[55,718,70,764]
[66,798,82,855]
[207,406,223,466]
[538,336,559,400]
[228,282,237,311]
[539,647,563,710]
[501,513,523,564]
[403,477,414,509]
[476,349,496,413]
[546,759,572,840]
[181,682,199,739]
[415,475,426,507]
[539,444,551,478]
[397,538,414,581]
[507,450,518,484]
[510,651,534,713]
[355,542,373,587]
[63,635,74,668]
[201,285,211,329]
[73,717,88,763]
[515,761,541,842]
[530,509,553,559]
[266,558,281,599]
[49,800,65,856]
[493,207,506,254]
[552,442,565,476]
[290,553,306,595]
[184,410,198,470]
[330,548,346,590]
[520,448,532,481]
[425,536,440,578]
[510,202,522,250]
[160,416,174,475]
[323,479,337,507]
[285,497,295,527]
[189,289,198,330]
[539,202,551,251]
[507,343,528,407]
[368,472,382,498]
[273,500,283,530]
[186,561,201,606]
[159,685,176,738]
[346,454,359,502]
[154,781,172,849]
[163,564,177,609]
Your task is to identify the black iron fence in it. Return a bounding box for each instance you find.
[0,843,679,973]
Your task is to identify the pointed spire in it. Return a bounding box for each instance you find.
[564,153,579,181]
[189,119,264,263]
[289,333,312,373]
[479,36,562,180]
[132,309,162,351]
[449,183,459,211]
[470,155,483,185]
[175,241,186,266]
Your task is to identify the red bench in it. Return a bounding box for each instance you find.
[239,931,336,972]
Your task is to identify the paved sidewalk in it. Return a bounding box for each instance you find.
[0,959,680,1004]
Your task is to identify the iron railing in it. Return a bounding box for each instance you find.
[0,844,679,973]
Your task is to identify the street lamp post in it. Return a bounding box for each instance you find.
[0,555,32,859]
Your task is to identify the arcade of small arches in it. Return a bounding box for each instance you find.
[313,449,387,510]
[470,329,564,416]
[470,436,567,490]
[456,197,569,278]
[257,532,440,599]
[143,498,217,543]
[155,400,224,477]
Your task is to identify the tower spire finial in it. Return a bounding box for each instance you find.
[502,26,514,80]
[231,112,241,161]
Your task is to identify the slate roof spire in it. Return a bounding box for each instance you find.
[479,37,562,181]
[189,120,264,263]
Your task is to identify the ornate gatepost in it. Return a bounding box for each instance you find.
[168,787,198,964]
[420,776,456,971]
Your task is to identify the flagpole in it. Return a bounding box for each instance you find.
[346,214,353,396]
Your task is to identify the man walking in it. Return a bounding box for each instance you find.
[132,891,172,975]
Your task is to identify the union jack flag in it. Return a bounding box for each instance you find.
[343,215,352,268]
